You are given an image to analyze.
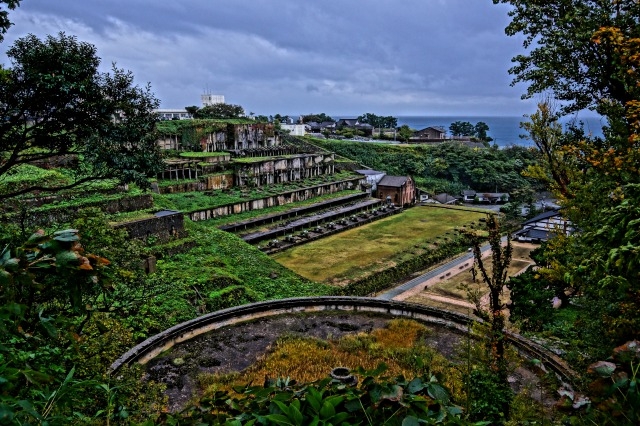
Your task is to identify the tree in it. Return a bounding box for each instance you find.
[464,215,512,380]
[520,101,580,199]
[449,121,475,137]
[0,0,20,42]
[493,0,640,119]
[0,33,164,200]
[397,124,414,142]
[184,105,199,116]
[301,113,334,123]
[193,103,245,119]
[474,122,492,141]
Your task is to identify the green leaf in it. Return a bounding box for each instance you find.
[25,232,48,246]
[332,412,350,423]
[407,377,424,394]
[53,229,79,237]
[264,413,294,425]
[0,270,11,286]
[289,402,303,425]
[306,388,322,412]
[21,369,53,385]
[324,395,344,408]
[0,246,11,263]
[587,361,616,378]
[273,400,292,417]
[0,403,15,422]
[16,399,43,420]
[447,405,463,416]
[55,250,82,268]
[53,232,80,243]
[2,258,19,272]
[319,401,335,420]
[344,398,362,413]
[39,311,58,338]
[426,383,449,404]
[401,416,421,426]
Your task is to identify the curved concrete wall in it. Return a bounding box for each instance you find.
[110,297,578,384]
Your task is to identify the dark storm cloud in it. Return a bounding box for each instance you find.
[1,0,535,116]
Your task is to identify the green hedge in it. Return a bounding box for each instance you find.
[338,236,473,296]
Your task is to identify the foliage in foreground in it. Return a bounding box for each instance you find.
[0,32,164,200]
[155,368,488,426]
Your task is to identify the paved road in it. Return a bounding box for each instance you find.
[377,237,507,301]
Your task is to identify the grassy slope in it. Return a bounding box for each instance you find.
[272,205,485,284]
[161,220,333,300]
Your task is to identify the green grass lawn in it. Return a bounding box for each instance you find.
[272,205,486,285]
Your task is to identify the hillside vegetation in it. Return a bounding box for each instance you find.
[310,138,540,196]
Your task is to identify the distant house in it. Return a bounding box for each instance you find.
[513,209,573,243]
[305,121,334,133]
[411,126,446,141]
[462,190,476,202]
[335,118,374,136]
[433,193,458,205]
[377,175,416,207]
[461,190,509,204]
[320,121,337,130]
[355,169,386,192]
[155,109,192,120]
[305,121,320,132]
[336,118,358,127]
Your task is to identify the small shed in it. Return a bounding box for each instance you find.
[412,126,446,140]
[377,175,416,207]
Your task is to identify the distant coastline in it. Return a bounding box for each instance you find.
[395,115,606,148]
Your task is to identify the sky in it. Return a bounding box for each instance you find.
[0,0,540,117]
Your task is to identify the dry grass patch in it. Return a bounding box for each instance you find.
[198,319,463,400]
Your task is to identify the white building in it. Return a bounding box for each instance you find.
[201,93,225,106]
[355,169,386,191]
[280,124,306,136]
[514,209,573,242]
[155,109,192,120]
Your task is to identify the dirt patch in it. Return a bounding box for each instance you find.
[144,311,465,411]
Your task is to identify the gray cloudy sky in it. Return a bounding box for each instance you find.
[1,0,538,116]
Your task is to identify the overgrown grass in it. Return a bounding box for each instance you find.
[156,219,333,301]
[107,209,157,225]
[272,205,485,285]
[233,154,302,163]
[153,172,360,213]
[178,152,228,158]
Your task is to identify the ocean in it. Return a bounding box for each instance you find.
[395,115,606,148]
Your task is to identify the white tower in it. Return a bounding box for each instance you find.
[201,93,225,106]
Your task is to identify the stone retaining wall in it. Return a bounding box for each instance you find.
[188,178,362,221]
[110,296,579,385]
[158,173,235,194]
[6,194,154,227]
[114,211,185,241]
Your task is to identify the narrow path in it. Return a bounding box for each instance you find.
[420,294,475,309]
[377,236,508,301]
